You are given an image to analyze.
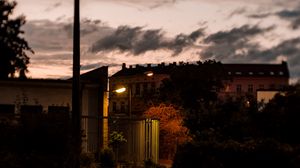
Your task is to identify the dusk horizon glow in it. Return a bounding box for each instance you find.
[13,0,300,83]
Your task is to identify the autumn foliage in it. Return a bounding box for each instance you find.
[144,103,190,159]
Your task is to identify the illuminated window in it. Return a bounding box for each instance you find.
[279,71,284,75]
[249,72,253,75]
[270,71,274,75]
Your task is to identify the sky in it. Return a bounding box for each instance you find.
[13,0,300,83]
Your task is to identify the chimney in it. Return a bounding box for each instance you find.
[161,62,165,67]
[122,63,126,70]
[129,65,133,69]
[147,64,151,68]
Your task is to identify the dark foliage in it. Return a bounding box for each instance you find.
[0,0,33,79]
[0,114,73,168]
[159,60,227,108]
[172,84,300,168]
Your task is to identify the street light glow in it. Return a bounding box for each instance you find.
[145,71,154,77]
[115,87,126,93]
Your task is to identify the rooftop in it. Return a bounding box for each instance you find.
[111,61,289,78]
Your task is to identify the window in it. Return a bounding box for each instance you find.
[249,72,253,75]
[270,71,274,75]
[135,83,140,95]
[269,84,275,90]
[20,105,43,114]
[112,102,117,113]
[235,72,242,75]
[48,106,69,119]
[259,84,264,90]
[120,102,125,113]
[236,84,242,93]
[248,84,253,93]
[0,104,15,114]
[150,82,155,93]
[143,83,148,94]
[259,72,264,75]
[279,71,284,75]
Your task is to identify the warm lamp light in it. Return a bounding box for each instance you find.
[115,87,126,93]
[144,71,154,77]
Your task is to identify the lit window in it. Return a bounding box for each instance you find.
[279,71,284,75]
[249,72,253,75]
[270,71,274,75]
[228,72,232,75]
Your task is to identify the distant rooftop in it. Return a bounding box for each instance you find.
[111,61,289,78]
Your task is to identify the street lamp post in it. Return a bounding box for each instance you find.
[72,0,81,167]
[113,71,154,164]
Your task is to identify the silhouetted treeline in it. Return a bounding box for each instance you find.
[172,84,300,168]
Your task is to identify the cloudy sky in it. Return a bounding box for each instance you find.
[13,0,300,82]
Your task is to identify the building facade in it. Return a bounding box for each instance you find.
[109,61,289,115]
[0,66,108,155]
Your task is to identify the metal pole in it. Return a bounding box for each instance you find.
[72,0,81,167]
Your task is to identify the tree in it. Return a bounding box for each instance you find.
[159,60,226,109]
[144,104,190,160]
[172,86,300,168]
[0,0,33,79]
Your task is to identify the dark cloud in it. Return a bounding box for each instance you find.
[228,7,247,18]
[23,20,70,51]
[200,25,300,79]
[276,7,300,29]
[201,25,274,61]
[45,2,62,12]
[91,26,205,55]
[247,13,271,19]
[80,62,120,71]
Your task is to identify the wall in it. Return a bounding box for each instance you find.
[0,80,102,154]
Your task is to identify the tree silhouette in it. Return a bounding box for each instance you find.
[0,0,33,79]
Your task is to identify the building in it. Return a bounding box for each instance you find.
[220,62,289,99]
[109,61,289,115]
[0,66,108,156]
